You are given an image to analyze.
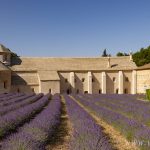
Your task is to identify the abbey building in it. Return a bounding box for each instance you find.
[0,44,149,94]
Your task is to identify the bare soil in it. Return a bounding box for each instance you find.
[70,96,139,150]
[46,96,72,150]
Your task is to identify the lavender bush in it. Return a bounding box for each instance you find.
[0,93,25,103]
[64,95,113,150]
[0,93,35,107]
[0,93,48,139]
[1,94,61,150]
[0,93,43,116]
[72,94,150,149]
[79,94,150,126]
[0,93,16,99]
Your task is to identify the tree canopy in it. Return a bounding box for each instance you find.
[102,49,108,57]
[133,46,150,66]
[116,52,129,56]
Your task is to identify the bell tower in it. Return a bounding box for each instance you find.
[0,44,11,66]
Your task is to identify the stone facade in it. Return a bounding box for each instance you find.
[0,44,150,94]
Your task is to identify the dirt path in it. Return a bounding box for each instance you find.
[70,96,139,150]
[46,96,72,150]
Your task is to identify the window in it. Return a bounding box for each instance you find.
[32,88,35,93]
[67,89,71,94]
[84,91,88,94]
[116,88,118,94]
[3,54,7,61]
[65,79,68,83]
[17,88,20,93]
[4,81,7,89]
[92,78,94,82]
[113,77,116,82]
[82,78,85,82]
[125,77,129,82]
[76,89,79,94]
[49,89,51,93]
[124,88,128,94]
[99,89,101,94]
[74,78,76,82]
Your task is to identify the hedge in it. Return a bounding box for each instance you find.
[146,89,150,100]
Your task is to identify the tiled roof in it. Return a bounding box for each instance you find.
[136,63,150,70]
[11,56,137,71]
[0,44,11,53]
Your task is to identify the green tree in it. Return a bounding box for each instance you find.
[116,52,129,56]
[102,49,108,57]
[133,46,150,66]
[116,52,124,56]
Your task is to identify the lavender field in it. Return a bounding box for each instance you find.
[0,93,150,150]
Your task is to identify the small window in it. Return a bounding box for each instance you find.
[67,89,71,94]
[32,88,35,93]
[92,78,94,82]
[124,88,128,94]
[74,78,76,82]
[113,77,116,82]
[65,79,68,83]
[17,88,20,93]
[49,89,51,93]
[4,81,7,89]
[76,89,79,94]
[84,91,88,94]
[125,77,129,82]
[116,88,118,94]
[3,54,7,61]
[82,78,85,82]
[99,89,101,94]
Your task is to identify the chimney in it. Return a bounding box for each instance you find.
[107,55,110,68]
[129,51,133,61]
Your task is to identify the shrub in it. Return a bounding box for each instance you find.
[146,89,150,100]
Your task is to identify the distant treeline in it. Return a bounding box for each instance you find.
[101,46,150,66]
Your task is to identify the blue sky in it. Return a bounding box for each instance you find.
[0,0,150,57]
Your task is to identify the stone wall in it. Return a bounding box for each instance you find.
[137,69,150,93]
[11,71,39,93]
[40,80,60,94]
[0,71,11,93]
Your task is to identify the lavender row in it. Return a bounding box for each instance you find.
[1,94,61,150]
[80,94,150,126]
[72,95,150,149]
[0,93,35,107]
[64,95,113,150]
[0,94,49,139]
[0,93,43,116]
[0,93,16,99]
[0,93,25,103]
